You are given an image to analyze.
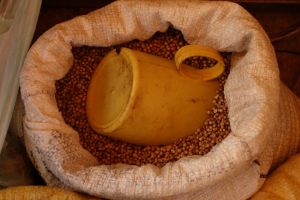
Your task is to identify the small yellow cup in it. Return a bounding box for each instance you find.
[87,45,225,145]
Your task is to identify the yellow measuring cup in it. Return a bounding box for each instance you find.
[86,45,225,145]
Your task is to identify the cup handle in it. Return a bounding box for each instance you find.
[174,45,225,80]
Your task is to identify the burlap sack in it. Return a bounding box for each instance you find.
[20,1,300,199]
[0,186,98,200]
[251,154,300,200]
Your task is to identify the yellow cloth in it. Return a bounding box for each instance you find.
[251,154,300,200]
[0,186,98,200]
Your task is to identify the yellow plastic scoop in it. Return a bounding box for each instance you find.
[87,45,225,145]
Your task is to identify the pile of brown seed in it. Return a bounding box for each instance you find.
[55,28,231,167]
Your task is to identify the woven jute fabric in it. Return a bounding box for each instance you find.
[0,186,98,200]
[251,154,300,200]
[19,1,300,199]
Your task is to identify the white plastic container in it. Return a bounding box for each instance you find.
[0,0,41,152]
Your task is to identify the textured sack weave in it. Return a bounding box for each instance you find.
[20,1,300,199]
[0,186,98,200]
[251,154,300,200]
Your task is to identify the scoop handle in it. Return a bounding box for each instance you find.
[174,45,225,80]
